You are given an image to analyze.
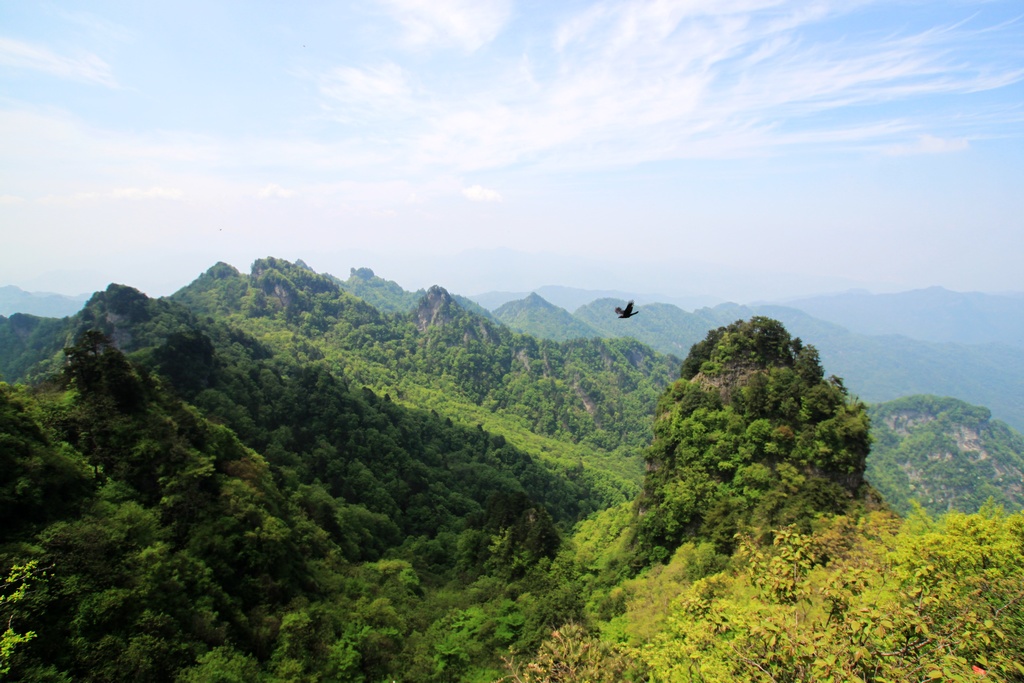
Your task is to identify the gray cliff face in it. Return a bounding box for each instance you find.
[415,285,457,332]
[867,396,1024,515]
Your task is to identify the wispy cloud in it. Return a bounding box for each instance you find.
[0,37,117,87]
[379,0,512,51]
[4,1,1020,198]
[318,62,412,122]
[462,184,502,202]
[318,0,1021,172]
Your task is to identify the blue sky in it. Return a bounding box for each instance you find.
[1,0,1022,301]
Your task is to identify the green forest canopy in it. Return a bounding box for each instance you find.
[1,259,1022,682]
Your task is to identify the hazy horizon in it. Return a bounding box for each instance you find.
[5,248,1023,311]
[3,1,1022,300]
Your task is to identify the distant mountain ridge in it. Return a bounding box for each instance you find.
[493,293,604,341]
[470,285,715,313]
[782,286,1024,348]
[480,292,1024,432]
[0,285,89,318]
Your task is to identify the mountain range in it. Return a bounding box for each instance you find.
[482,292,1024,433]
[2,257,1023,682]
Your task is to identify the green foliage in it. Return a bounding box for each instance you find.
[330,266,426,313]
[639,509,1024,682]
[0,383,92,536]
[1,561,42,676]
[3,260,1022,683]
[498,623,643,682]
[867,395,1024,516]
[635,317,873,563]
[0,282,613,681]
[0,313,68,383]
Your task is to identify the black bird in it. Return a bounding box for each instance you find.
[615,300,639,318]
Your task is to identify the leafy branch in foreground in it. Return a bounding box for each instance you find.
[640,508,1024,682]
[0,561,44,676]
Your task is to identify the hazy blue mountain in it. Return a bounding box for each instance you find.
[492,293,604,341]
[781,287,1024,347]
[0,285,90,318]
[469,289,532,310]
[753,304,1024,432]
[866,395,1024,516]
[471,286,714,313]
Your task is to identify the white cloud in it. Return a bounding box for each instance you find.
[257,184,297,199]
[320,63,409,105]
[0,194,26,205]
[882,134,970,155]
[0,37,118,87]
[318,62,416,125]
[4,2,1018,203]
[379,0,512,51]
[462,185,502,202]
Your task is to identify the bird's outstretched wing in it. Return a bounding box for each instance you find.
[615,300,636,317]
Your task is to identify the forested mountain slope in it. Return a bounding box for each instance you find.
[0,258,684,504]
[631,317,876,563]
[0,257,682,680]
[866,395,1024,516]
[0,332,600,681]
[493,293,602,341]
[328,265,425,313]
[331,265,492,318]
[168,259,679,470]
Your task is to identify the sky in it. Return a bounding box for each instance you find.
[1,0,1022,303]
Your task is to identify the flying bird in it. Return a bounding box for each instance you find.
[615,300,639,318]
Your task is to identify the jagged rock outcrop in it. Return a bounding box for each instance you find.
[867,395,1024,515]
[415,285,459,332]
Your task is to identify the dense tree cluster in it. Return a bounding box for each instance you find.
[0,338,595,681]
[634,317,875,563]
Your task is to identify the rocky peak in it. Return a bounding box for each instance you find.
[415,285,459,332]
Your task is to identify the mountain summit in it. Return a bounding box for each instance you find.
[635,317,875,563]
